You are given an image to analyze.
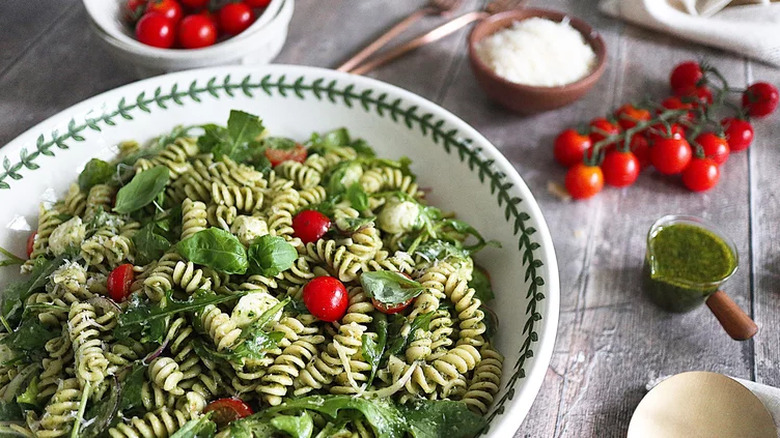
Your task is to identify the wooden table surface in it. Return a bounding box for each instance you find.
[2,0,779,436]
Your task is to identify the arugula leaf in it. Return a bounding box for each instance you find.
[247,235,297,277]
[1,364,38,404]
[118,362,147,414]
[348,138,376,158]
[198,110,265,162]
[334,216,375,234]
[386,312,433,358]
[266,395,406,438]
[81,376,120,438]
[15,375,38,409]
[263,136,297,150]
[229,416,277,438]
[115,290,245,341]
[346,182,369,211]
[132,223,172,266]
[2,256,65,325]
[169,413,216,438]
[469,266,495,302]
[362,313,387,386]
[414,240,469,263]
[231,298,289,361]
[270,412,314,438]
[2,316,58,352]
[438,219,500,254]
[325,161,363,195]
[78,158,114,192]
[399,399,487,438]
[360,271,425,305]
[113,166,170,214]
[308,128,351,152]
[177,228,248,275]
[0,246,24,268]
[120,126,192,167]
[0,401,22,422]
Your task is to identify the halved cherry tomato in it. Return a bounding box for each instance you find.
[650,137,692,175]
[553,129,592,168]
[204,398,254,427]
[107,264,135,303]
[721,117,754,152]
[218,2,255,35]
[264,144,307,167]
[601,150,640,188]
[694,132,729,165]
[303,276,349,322]
[146,0,183,24]
[670,61,703,95]
[292,210,331,243]
[615,104,651,130]
[742,82,779,118]
[565,163,603,200]
[26,231,37,258]
[682,158,720,192]
[372,298,413,315]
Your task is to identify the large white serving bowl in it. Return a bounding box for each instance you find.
[0,65,558,436]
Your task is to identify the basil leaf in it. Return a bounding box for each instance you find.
[399,399,487,438]
[347,182,369,211]
[469,265,495,302]
[114,166,169,214]
[0,401,22,422]
[2,316,58,352]
[270,413,313,438]
[360,271,425,305]
[78,158,114,192]
[169,414,216,438]
[362,313,387,386]
[177,228,248,275]
[133,223,171,266]
[118,362,147,414]
[247,235,297,277]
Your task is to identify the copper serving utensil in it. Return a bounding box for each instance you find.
[335,0,463,73]
[348,0,529,75]
[706,290,758,341]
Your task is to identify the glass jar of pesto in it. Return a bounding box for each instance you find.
[644,215,738,313]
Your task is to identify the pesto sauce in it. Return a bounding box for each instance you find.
[644,223,737,313]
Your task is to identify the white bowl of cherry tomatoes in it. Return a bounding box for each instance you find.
[82,0,294,78]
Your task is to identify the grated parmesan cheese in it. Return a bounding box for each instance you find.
[475,17,597,87]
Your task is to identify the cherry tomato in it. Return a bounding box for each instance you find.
[135,12,176,48]
[742,82,779,118]
[218,2,255,35]
[682,158,720,192]
[264,144,307,167]
[26,231,37,258]
[146,0,183,24]
[669,61,703,95]
[660,96,695,121]
[601,151,640,188]
[645,123,685,142]
[125,0,147,23]
[650,137,692,175]
[302,276,349,322]
[178,14,217,48]
[292,210,331,243]
[588,118,620,144]
[553,129,592,168]
[180,0,210,8]
[565,163,604,200]
[615,104,651,130]
[204,398,254,427]
[244,0,272,7]
[694,132,729,165]
[677,86,713,107]
[372,298,413,315]
[107,264,135,303]
[630,134,651,170]
[721,117,754,152]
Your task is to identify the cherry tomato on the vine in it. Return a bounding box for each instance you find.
[244,0,272,7]
[292,210,331,243]
[660,96,696,121]
[645,122,685,142]
[615,104,651,130]
[107,264,135,303]
[721,117,754,152]
[565,163,604,200]
[204,398,254,427]
[146,0,183,24]
[694,132,729,165]
[682,158,720,192]
[554,129,592,168]
[303,276,349,322]
[601,151,640,187]
[630,135,651,170]
[26,231,37,258]
[218,2,255,35]
[588,117,620,144]
[670,61,704,95]
[677,86,713,107]
[742,82,779,118]
[650,137,692,175]
[372,298,413,315]
[265,144,307,167]
[178,14,217,48]
[135,12,175,48]
[180,0,210,8]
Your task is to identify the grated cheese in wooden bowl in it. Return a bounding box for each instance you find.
[474,17,597,87]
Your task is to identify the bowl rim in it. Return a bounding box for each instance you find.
[467,8,607,92]
[0,64,560,437]
[82,0,289,58]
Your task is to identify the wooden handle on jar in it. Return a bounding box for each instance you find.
[705,290,758,341]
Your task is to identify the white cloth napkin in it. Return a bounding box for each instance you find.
[598,0,780,67]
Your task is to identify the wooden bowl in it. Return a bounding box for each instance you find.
[467,9,607,115]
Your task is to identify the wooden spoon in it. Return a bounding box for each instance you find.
[706,290,758,341]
